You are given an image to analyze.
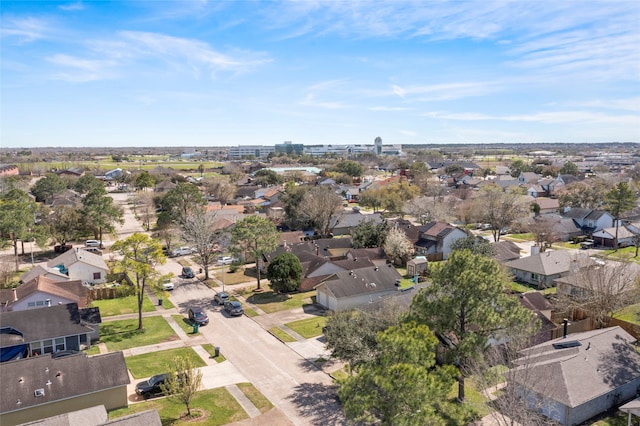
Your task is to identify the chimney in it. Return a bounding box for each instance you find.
[531,245,540,256]
[13,288,18,302]
[563,318,569,338]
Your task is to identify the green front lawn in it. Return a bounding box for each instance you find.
[285,316,327,339]
[268,327,297,342]
[614,303,640,325]
[172,315,200,336]
[91,295,155,317]
[210,267,253,285]
[241,286,315,314]
[108,388,248,425]
[126,347,206,378]
[99,316,179,352]
[236,382,273,414]
[202,343,226,363]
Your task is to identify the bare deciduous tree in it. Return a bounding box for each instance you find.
[182,209,224,280]
[527,216,560,251]
[556,260,640,328]
[299,186,344,237]
[473,184,528,242]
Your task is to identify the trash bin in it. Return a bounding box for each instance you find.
[214,346,220,357]
[158,299,163,306]
[193,323,199,333]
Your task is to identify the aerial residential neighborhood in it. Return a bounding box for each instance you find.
[2,1,640,425]
[1,141,640,426]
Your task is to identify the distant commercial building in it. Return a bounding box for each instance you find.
[229,145,275,159]
[275,141,304,155]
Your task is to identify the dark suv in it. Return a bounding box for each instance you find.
[182,267,195,278]
[136,373,170,399]
[188,307,209,326]
[224,300,244,316]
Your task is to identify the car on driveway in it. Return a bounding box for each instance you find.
[85,239,102,248]
[216,256,238,265]
[181,267,195,278]
[172,247,194,257]
[188,307,209,325]
[223,300,244,316]
[213,291,229,305]
[135,373,170,399]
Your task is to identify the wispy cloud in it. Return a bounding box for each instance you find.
[299,80,350,109]
[424,110,637,125]
[392,82,496,101]
[369,106,411,111]
[571,98,640,112]
[1,16,51,43]
[59,2,84,11]
[399,129,416,137]
[46,54,118,82]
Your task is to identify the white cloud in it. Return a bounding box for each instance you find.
[398,130,416,137]
[46,54,117,82]
[369,106,411,111]
[59,2,85,11]
[1,17,50,43]
[392,82,496,101]
[424,110,638,125]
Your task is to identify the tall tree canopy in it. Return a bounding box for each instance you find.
[605,182,636,250]
[181,209,225,280]
[333,160,364,177]
[352,219,389,249]
[231,215,279,290]
[161,182,206,223]
[338,322,470,425]
[31,173,66,202]
[82,189,124,246]
[266,252,303,293]
[298,186,344,237]
[111,233,166,330]
[409,250,535,402]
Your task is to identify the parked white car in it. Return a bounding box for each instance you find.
[162,279,174,291]
[85,239,101,247]
[171,247,194,257]
[217,256,238,265]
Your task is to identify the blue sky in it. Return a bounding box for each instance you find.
[1,1,639,148]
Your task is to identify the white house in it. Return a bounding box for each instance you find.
[414,221,468,261]
[1,276,89,312]
[47,249,108,284]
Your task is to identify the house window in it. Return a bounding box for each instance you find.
[43,339,54,354]
[55,338,65,351]
[27,302,36,307]
[93,272,101,280]
[36,300,45,306]
[531,273,540,282]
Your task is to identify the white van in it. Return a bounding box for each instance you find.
[85,240,101,247]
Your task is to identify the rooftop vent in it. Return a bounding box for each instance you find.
[34,388,45,397]
[552,340,582,349]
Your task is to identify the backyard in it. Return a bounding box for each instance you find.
[98,316,179,351]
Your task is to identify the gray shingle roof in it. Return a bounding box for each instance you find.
[317,265,402,299]
[505,250,591,276]
[0,352,129,414]
[511,326,640,408]
[46,249,108,272]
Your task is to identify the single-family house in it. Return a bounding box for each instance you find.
[532,197,560,215]
[56,168,85,177]
[19,266,69,285]
[315,265,403,311]
[344,247,388,266]
[555,262,640,300]
[104,168,123,181]
[550,174,582,195]
[0,164,19,177]
[414,221,468,261]
[332,212,383,236]
[509,326,640,425]
[0,276,90,313]
[0,352,129,425]
[154,180,176,193]
[492,240,521,263]
[46,249,108,284]
[518,172,540,185]
[563,208,614,234]
[505,250,592,288]
[0,302,99,361]
[591,225,637,248]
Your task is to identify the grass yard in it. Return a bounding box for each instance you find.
[285,316,327,339]
[614,303,640,325]
[84,345,101,355]
[159,296,174,309]
[268,327,297,342]
[509,281,556,295]
[202,343,226,363]
[99,316,179,352]
[241,286,315,314]
[172,315,200,336]
[236,383,274,414]
[108,388,248,425]
[91,295,156,317]
[591,410,629,426]
[210,267,254,285]
[126,347,206,378]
